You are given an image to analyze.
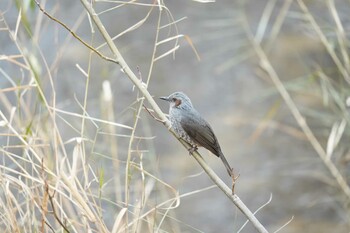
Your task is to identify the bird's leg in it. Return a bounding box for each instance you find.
[231,171,240,194]
[187,144,198,156]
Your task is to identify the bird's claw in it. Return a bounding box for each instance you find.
[187,145,198,156]
[231,172,240,194]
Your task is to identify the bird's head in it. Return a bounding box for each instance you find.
[160,92,193,110]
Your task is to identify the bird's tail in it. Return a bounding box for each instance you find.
[219,152,233,177]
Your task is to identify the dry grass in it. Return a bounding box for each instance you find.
[0,0,184,232]
[238,0,350,230]
[1,0,350,232]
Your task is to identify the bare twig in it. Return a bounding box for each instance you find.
[45,183,71,233]
[34,0,118,64]
[238,194,272,233]
[143,104,164,123]
[273,216,294,233]
[40,159,48,233]
[297,0,350,83]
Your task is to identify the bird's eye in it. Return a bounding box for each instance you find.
[173,98,182,107]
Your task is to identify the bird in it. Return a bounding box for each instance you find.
[160,92,234,177]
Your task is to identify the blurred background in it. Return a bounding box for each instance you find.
[1,0,350,232]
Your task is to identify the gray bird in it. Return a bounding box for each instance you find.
[160,92,233,177]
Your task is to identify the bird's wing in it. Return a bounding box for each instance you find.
[180,111,221,157]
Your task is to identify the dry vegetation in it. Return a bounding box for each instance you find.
[0,0,349,232]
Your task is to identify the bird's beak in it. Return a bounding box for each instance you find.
[160,96,170,101]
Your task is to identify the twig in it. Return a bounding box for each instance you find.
[45,183,71,233]
[40,158,48,233]
[143,104,164,123]
[44,220,55,233]
[238,194,272,233]
[34,0,118,65]
[273,216,294,233]
[297,0,350,83]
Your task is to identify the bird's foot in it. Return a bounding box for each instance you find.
[187,145,198,156]
[231,172,240,195]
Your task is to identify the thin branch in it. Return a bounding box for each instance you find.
[238,194,272,233]
[41,159,49,233]
[45,183,71,233]
[273,216,294,233]
[143,104,164,123]
[34,0,118,64]
[297,0,350,83]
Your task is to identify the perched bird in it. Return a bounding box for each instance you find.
[160,92,233,177]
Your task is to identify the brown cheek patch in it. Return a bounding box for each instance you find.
[175,99,182,107]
